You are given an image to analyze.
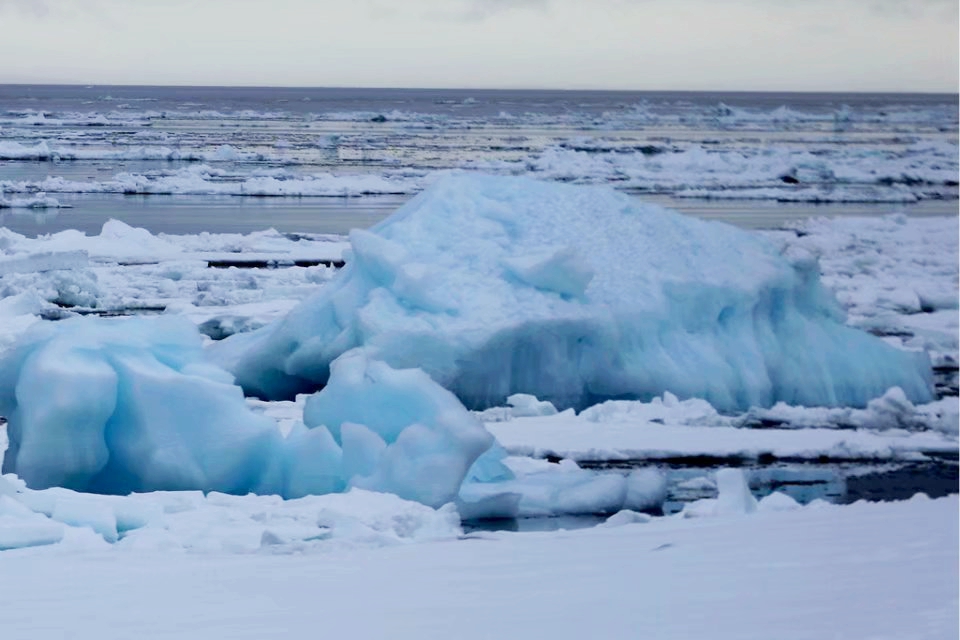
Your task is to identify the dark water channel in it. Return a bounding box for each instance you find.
[463,455,959,533]
[1,191,957,238]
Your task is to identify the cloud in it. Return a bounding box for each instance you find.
[421,0,550,22]
[0,0,51,16]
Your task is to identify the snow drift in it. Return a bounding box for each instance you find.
[216,173,934,411]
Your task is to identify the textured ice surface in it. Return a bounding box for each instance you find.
[483,392,959,464]
[0,316,282,495]
[0,317,496,508]
[0,473,462,554]
[296,350,494,508]
[763,214,960,366]
[219,174,934,411]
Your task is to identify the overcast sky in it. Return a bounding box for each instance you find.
[0,0,956,92]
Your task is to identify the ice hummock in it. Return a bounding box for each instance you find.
[0,316,282,495]
[0,317,494,509]
[215,173,934,411]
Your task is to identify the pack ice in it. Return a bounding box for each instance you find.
[217,173,933,411]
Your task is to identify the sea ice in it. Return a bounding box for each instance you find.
[216,173,934,411]
[0,316,499,509]
[296,349,494,508]
[0,316,283,494]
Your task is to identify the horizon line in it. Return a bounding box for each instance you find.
[0,81,957,97]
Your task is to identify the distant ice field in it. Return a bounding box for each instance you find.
[0,86,956,237]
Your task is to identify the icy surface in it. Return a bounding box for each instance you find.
[0,219,347,352]
[0,474,462,554]
[484,392,958,463]
[1,90,956,205]
[763,214,960,366]
[218,174,934,411]
[297,350,494,508]
[0,318,498,508]
[0,490,955,640]
[0,316,282,495]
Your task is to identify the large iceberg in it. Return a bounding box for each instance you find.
[216,173,934,411]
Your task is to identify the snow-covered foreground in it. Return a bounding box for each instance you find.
[1,495,955,640]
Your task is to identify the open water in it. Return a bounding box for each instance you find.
[0,85,957,236]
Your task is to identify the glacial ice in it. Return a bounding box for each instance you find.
[0,317,494,509]
[217,173,934,411]
[296,349,494,508]
[0,316,282,495]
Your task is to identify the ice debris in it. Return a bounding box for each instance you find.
[0,474,463,553]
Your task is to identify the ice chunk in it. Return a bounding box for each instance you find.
[0,496,65,550]
[51,493,119,542]
[0,317,499,509]
[280,423,344,499]
[0,316,282,495]
[506,393,558,417]
[0,194,70,210]
[300,350,494,508]
[600,509,652,527]
[714,468,758,516]
[681,468,758,518]
[758,491,801,512]
[217,174,933,412]
[458,456,667,519]
[0,250,88,276]
[625,468,668,511]
[502,245,594,299]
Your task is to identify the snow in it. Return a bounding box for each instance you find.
[483,392,958,463]
[0,194,70,210]
[0,494,954,640]
[217,173,934,412]
[1,165,423,198]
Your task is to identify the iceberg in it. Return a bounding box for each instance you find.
[216,173,934,411]
[0,316,282,495]
[0,317,493,508]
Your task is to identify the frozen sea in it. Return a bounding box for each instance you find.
[0,86,957,639]
[0,85,957,235]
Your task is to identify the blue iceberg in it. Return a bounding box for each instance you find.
[0,316,281,494]
[0,317,492,508]
[215,173,934,411]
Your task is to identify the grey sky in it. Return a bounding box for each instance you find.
[0,0,956,91]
